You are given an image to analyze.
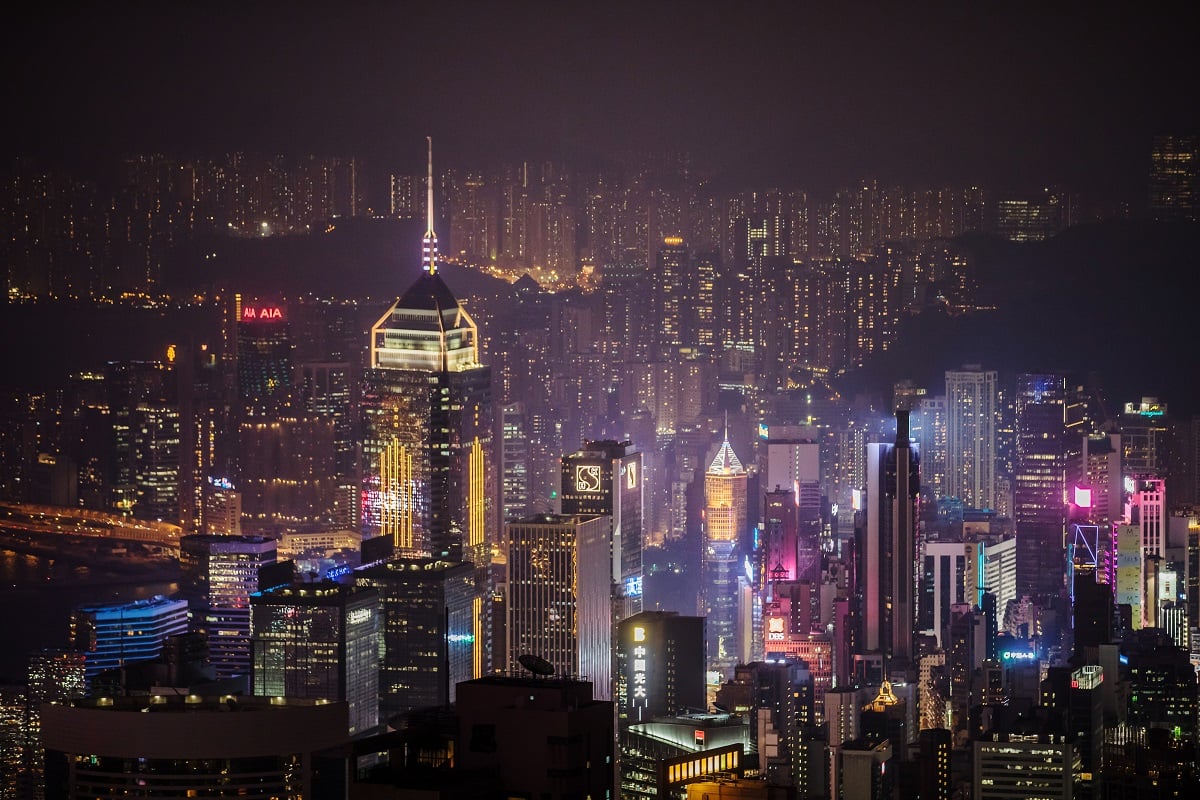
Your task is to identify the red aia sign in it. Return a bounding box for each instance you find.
[241,306,284,321]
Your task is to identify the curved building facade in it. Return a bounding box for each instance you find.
[40,695,348,799]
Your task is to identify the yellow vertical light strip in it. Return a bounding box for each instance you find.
[381,438,414,551]
[469,437,484,551]
[472,595,483,679]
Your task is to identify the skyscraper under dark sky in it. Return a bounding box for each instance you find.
[560,439,644,620]
[360,140,496,562]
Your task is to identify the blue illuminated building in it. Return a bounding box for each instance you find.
[69,595,189,684]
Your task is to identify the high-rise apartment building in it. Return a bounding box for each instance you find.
[361,141,495,562]
[250,581,380,738]
[500,402,530,522]
[504,513,613,698]
[908,392,947,501]
[945,366,997,510]
[653,236,688,350]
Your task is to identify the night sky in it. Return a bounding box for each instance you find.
[6,1,1197,198]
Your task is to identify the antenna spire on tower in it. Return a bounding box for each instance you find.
[423,136,438,274]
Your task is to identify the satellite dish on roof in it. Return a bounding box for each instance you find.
[518,653,555,677]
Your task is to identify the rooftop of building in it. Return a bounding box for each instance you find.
[707,438,745,475]
[56,693,341,714]
[74,594,186,614]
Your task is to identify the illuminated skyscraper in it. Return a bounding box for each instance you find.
[179,533,277,680]
[1131,476,1167,558]
[1149,134,1198,221]
[250,581,380,738]
[132,402,182,523]
[861,409,920,670]
[653,236,687,350]
[234,297,293,413]
[353,557,478,723]
[69,596,189,684]
[504,513,612,698]
[703,429,747,677]
[559,439,644,619]
[945,366,997,510]
[1013,372,1078,600]
[614,611,705,725]
[202,477,242,534]
[733,213,789,362]
[21,650,85,799]
[361,139,495,562]
[500,402,529,522]
[238,413,337,525]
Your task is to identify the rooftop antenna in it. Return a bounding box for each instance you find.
[422,136,438,274]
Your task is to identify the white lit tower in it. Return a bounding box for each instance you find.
[944,366,997,510]
[703,423,747,679]
[361,138,496,564]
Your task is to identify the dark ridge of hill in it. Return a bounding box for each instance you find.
[0,301,223,392]
[164,217,514,301]
[835,219,1200,416]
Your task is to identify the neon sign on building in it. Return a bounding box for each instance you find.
[632,626,648,705]
[241,306,284,322]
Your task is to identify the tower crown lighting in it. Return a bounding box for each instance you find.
[422,136,438,274]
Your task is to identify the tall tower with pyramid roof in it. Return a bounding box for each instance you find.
[702,422,747,678]
[361,138,496,568]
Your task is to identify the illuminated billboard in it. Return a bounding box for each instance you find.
[241,305,285,322]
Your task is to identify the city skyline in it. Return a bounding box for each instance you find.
[3,7,1200,795]
[6,2,1198,201]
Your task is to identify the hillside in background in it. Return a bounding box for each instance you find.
[5,218,1200,417]
[836,219,1200,415]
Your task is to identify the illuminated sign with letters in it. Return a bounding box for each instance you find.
[767,616,786,641]
[631,627,649,705]
[241,306,285,322]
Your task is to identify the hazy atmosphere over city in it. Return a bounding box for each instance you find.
[6,1,1198,196]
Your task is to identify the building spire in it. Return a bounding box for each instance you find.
[422,136,438,274]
